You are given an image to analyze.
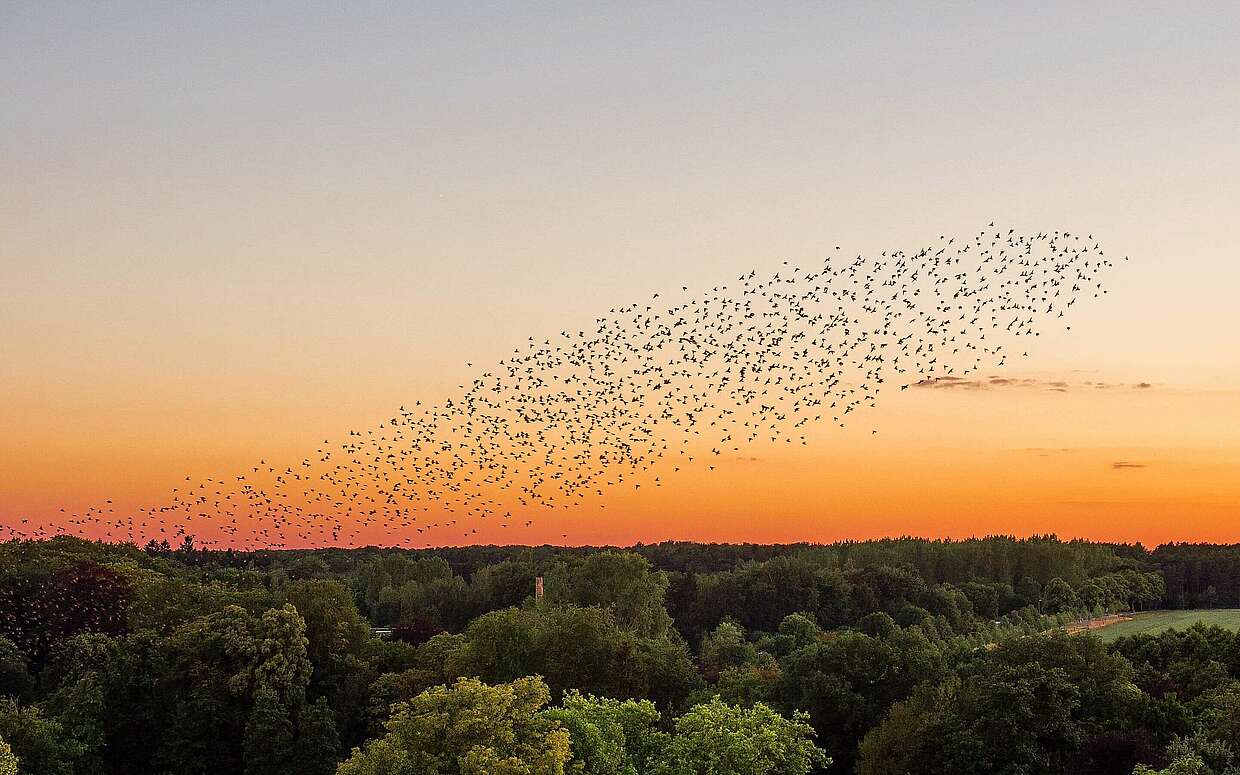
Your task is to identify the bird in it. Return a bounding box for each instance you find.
[11,225,1122,551]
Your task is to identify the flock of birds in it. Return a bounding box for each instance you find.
[5,226,1122,549]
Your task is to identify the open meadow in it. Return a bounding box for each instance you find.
[1093,609,1240,642]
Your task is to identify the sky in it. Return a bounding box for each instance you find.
[3,2,1239,547]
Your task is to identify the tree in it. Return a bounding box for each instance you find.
[856,654,1088,775]
[0,736,16,775]
[284,579,374,747]
[0,699,79,775]
[337,677,570,775]
[715,654,781,708]
[0,561,130,666]
[777,627,943,769]
[0,638,32,703]
[1040,578,1082,615]
[698,620,755,681]
[1079,583,1107,617]
[244,685,294,775]
[154,604,318,774]
[467,561,536,618]
[1134,731,1237,775]
[291,698,341,775]
[456,606,700,708]
[650,697,828,775]
[545,552,673,637]
[858,611,897,638]
[541,692,664,775]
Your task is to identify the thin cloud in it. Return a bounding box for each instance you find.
[911,376,1156,394]
[1111,461,1147,469]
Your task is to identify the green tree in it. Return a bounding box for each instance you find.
[541,692,664,775]
[715,654,781,708]
[651,697,828,775]
[284,579,375,747]
[155,604,318,774]
[456,606,700,707]
[698,620,755,680]
[858,611,898,638]
[1134,757,1209,775]
[545,552,674,637]
[0,699,79,775]
[337,677,570,775]
[244,685,294,775]
[1134,731,1238,775]
[293,698,344,775]
[0,736,17,775]
[857,663,1081,774]
[0,639,32,703]
[1040,578,1082,615]
[777,627,944,769]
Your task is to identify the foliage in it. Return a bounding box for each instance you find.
[649,697,827,775]
[336,676,570,775]
[541,692,664,775]
[4,535,1240,774]
[0,736,16,775]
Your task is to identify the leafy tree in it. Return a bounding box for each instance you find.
[0,699,79,775]
[541,692,664,775]
[154,604,319,774]
[1134,728,1240,775]
[367,669,441,735]
[778,627,944,769]
[0,736,16,775]
[1041,578,1083,614]
[467,561,536,617]
[284,579,375,747]
[456,606,700,707]
[0,639,32,703]
[857,663,1081,775]
[286,556,334,580]
[650,697,828,775]
[1195,681,1240,745]
[0,561,130,666]
[545,552,674,637]
[294,698,344,775]
[854,633,1134,775]
[858,611,897,638]
[698,620,755,681]
[337,676,570,775]
[244,684,295,775]
[715,654,781,708]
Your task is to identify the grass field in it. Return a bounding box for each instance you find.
[1091,609,1240,642]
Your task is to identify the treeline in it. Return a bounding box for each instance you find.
[1153,543,1240,609]
[0,535,1235,774]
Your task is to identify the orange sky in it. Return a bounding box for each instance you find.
[5,372,1239,548]
[3,4,1239,547]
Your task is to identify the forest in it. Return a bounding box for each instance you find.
[1,535,1239,774]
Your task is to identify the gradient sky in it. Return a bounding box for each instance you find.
[3,2,1239,547]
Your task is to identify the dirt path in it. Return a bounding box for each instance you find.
[1062,613,1133,635]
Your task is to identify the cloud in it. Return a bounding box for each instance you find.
[1009,447,1076,457]
[912,377,984,390]
[1111,461,1147,469]
[910,376,1155,394]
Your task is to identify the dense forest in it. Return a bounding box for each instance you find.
[1,535,1239,774]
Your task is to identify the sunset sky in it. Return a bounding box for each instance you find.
[3,3,1239,547]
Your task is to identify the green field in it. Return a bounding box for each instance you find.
[1093,609,1240,642]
